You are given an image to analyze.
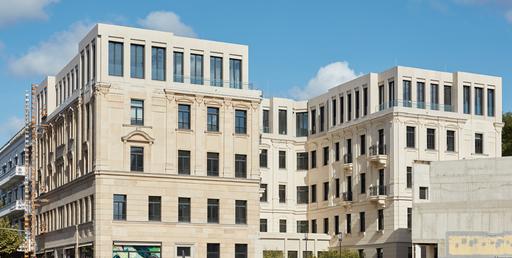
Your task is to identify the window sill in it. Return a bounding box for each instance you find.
[205,130,222,135]
[472,153,488,156]
[123,124,152,129]
[176,128,194,133]
[445,151,458,154]
[234,133,249,138]
[405,147,417,151]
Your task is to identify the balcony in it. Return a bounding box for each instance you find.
[377,100,453,112]
[172,75,257,90]
[343,153,353,173]
[56,144,65,159]
[368,144,388,168]
[368,185,387,208]
[0,166,26,189]
[0,200,26,218]
[342,191,353,209]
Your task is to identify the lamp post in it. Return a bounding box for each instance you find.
[337,233,343,258]
[303,233,309,258]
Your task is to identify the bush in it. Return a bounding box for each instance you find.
[318,250,359,258]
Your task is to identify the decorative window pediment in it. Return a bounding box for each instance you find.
[121,130,155,144]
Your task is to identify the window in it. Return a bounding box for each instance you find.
[173,52,184,82]
[407,208,412,229]
[303,251,313,258]
[280,219,287,233]
[427,128,436,150]
[288,251,298,258]
[332,98,337,125]
[358,250,365,258]
[207,152,219,176]
[363,87,368,116]
[447,130,455,152]
[323,146,329,166]
[346,214,351,234]
[345,139,352,163]
[151,47,165,81]
[210,56,223,86]
[333,215,339,234]
[177,247,191,258]
[235,154,247,178]
[113,194,126,220]
[319,106,325,132]
[311,185,317,203]
[279,151,286,169]
[355,90,360,119]
[297,186,309,204]
[178,104,191,129]
[335,142,340,161]
[475,133,483,154]
[260,149,268,168]
[406,126,415,148]
[235,200,247,224]
[419,187,429,200]
[260,219,268,232]
[335,178,340,198]
[310,109,317,134]
[130,44,144,78]
[207,244,220,258]
[475,87,483,115]
[296,112,308,137]
[376,248,383,258]
[340,96,344,123]
[190,54,203,84]
[130,146,144,172]
[297,152,308,170]
[378,85,385,110]
[207,199,219,223]
[406,167,412,188]
[463,86,471,114]
[360,135,366,155]
[279,185,286,203]
[347,93,352,121]
[311,219,317,233]
[178,197,191,222]
[235,244,248,258]
[311,150,317,169]
[488,89,495,117]
[358,212,365,233]
[403,80,412,107]
[378,209,384,230]
[417,82,425,108]
[278,109,287,135]
[389,80,395,107]
[108,41,123,76]
[297,220,308,233]
[130,99,144,125]
[178,150,191,175]
[431,84,439,110]
[360,173,366,194]
[148,196,161,221]
[260,184,268,202]
[207,107,219,132]
[230,59,242,88]
[444,85,452,111]
[235,110,247,134]
[263,109,270,133]
[323,182,329,201]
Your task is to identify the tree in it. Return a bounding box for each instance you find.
[318,250,359,258]
[503,112,512,156]
[0,218,24,257]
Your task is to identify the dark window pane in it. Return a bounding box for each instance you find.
[230,59,242,89]
[210,56,223,86]
[207,107,219,132]
[207,244,220,258]
[235,110,247,134]
[130,44,144,78]
[207,152,219,176]
[296,112,308,137]
[279,151,286,169]
[235,244,248,258]
[207,199,219,223]
[235,154,247,178]
[173,52,184,82]
[131,99,144,125]
[113,194,126,220]
[297,186,308,204]
[178,104,191,129]
[191,54,203,84]
[279,109,287,135]
[108,41,123,76]
[178,197,191,222]
[178,150,191,175]
[260,149,268,168]
[151,47,165,81]
[130,147,144,172]
[235,200,247,224]
[148,196,161,221]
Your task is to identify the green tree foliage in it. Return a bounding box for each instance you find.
[263,250,284,258]
[318,250,359,258]
[0,218,24,257]
[503,112,512,156]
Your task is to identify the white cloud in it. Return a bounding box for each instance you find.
[8,21,93,77]
[0,116,24,143]
[0,0,58,27]
[506,9,512,23]
[138,11,196,37]
[289,61,360,100]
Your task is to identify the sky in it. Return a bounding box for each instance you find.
[0,0,511,143]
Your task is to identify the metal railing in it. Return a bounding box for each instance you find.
[342,191,353,202]
[369,144,387,156]
[368,185,387,196]
[172,75,256,90]
[343,153,353,164]
[377,100,453,112]
[0,165,26,182]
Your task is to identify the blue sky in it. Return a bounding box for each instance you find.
[0,0,511,143]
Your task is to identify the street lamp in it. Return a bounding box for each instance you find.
[337,233,343,258]
[303,233,309,258]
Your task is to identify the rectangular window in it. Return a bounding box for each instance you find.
[311,109,317,134]
[311,185,317,203]
[206,107,220,132]
[235,244,248,258]
[207,199,219,223]
[279,151,286,169]
[190,54,203,84]
[178,104,191,129]
[488,89,495,117]
[419,187,429,200]
[335,142,340,161]
[173,52,184,82]
[334,215,339,234]
[427,128,436,150]
[389,80,395,107]
[406,126,415,148]
[108,41,123,76]
[363,87,368,116]
[360,134,366,155]
[417,82,425,109]
[360,212,365,232]
[377,248,383,258]
[263,109,270,133]
[475,133,484,154]
[260,149,268,168]
[235,154,247,178]
[444,85,452,111]
[319,106,325,132]
[406,167,412,188]
[279,185,286,203]
[207,152,219,176]
[323,218,329,234]
[345,139,352,163]
[340,96,344,123]
[296,112,308,137]
[178,197,191,222]
[378,85,385,110]
[463,86,471,114]
[346,214,351,234]
[210,56,223,86]
[151,47,165,81]
[378,209,384,230]
[332,98,337,126]
[360,173,366,194]
[130,99,144,125]
[260,184,268,202]
[288,251,298,258]
[113,194,126,220]
[323,181,329,201]
[311,219,317,233]
[230,59,242,88]
[297,220,308,233]
[347,93,352,121]
[235,110,247,134]
[130,146,144,172]
[475,87,483,115]
[355,90,360,119]
[447,130,455,152]
[335,178,340,198]
[280,219,287,233]
[323,146,329,166]
[403,80,412,107]
[311,150,317,169]
[296,152,308,170]
[148,196,161,221]
[130,44,144,79]
[297,186,309,204]
[431,83,439,110]
[177,246,190,258]
[260,219,268,232]
[235,200,247,224]
[407,208,412,229]
[178,150,191,175]
[207,244,220,258]
[278,109,287,135]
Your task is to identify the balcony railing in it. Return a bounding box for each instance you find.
[0,166,26,188]
[343,153,353,164]
[0,200,26,217]
[342,191,353,202]
[369,185,387,196]
[377,100,453,112]
[172,75,256,90]
[369,144,387,156]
